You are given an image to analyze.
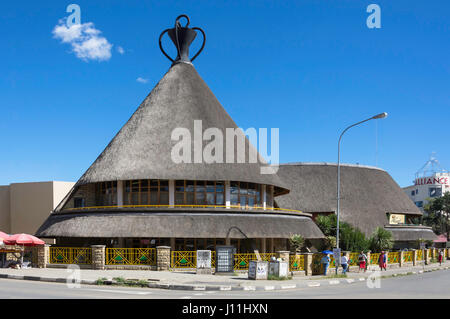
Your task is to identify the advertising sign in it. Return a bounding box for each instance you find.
[215,246,234,273]
[333,248,341,265]
[389,214,405,225]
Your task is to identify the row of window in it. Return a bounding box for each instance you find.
[410,187,442,198]
[71,180,274,208]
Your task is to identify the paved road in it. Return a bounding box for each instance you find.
[0,269,449,299]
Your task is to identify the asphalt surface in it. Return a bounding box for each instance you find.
[0,268,449,299]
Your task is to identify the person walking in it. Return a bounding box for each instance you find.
[358,251,367,272]
[340,254,349,274]
[438,250,443,266]
[321,253,330,276]
[378,251,387,271]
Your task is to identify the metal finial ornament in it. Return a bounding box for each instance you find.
[159,15,206,65]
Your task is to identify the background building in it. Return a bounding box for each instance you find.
[403,155,449,212]
[0,181,74,240]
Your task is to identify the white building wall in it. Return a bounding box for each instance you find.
[403,172,450,211]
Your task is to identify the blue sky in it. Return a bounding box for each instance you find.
[0,0,448,187]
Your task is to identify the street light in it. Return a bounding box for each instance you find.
[335,112,388,274]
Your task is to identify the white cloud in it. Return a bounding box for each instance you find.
[136,77,148,83]
[52,19,112,62]
[117,46,125,55]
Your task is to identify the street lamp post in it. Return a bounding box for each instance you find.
[335,112,387,274]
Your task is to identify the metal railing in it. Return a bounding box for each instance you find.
[66,204,303,214]
[106,248,156,266]
[49,247,92,265]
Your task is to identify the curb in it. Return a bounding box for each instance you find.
[0,266,448,292]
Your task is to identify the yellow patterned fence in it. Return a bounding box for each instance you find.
[106,248,156,266]
[370,253,381,265]
[403,251,413,263]
[388,252,400,264]
[171,251,197,268]
[233,253,276,270]
[289,254,305,271]
[49,247,92,264]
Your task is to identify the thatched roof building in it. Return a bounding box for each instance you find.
[36,16,324,251]
[275,163,437,247]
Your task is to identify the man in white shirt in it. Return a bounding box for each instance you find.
[340,254,349,274]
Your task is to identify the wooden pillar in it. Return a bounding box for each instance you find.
[169,180,174,207]
[225,181,230,209]
[261,238,266,253]
[262,185,266,210]
[117,180,123,207]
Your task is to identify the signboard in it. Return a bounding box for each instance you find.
[248,261,268,280]
[415,176,449,186]
[389,214,405,225]
[333,248,341,265]
[215,246,234,273]
[196,250,211,269]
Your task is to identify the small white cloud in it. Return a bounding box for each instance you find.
[136,77,149,83]
[52,18,112,62]
[116,46,125,55]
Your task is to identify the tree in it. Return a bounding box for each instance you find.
[289,234,305,253]
[369,227,394,252]
[315,214,368,251]
[423,192,450,241]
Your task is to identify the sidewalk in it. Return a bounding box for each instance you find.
[0,261,449,291]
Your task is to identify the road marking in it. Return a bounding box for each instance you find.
[346,279,355,283]
[220,286,231,291]
[329,280,340,285]
[308,282,320,287]
[180,296,191,299]
[243,286,256,291]
[193,286,206,291]
[359,278,365,281]
[264,286,275,290]
[88,289,152,295]
[205,291,215,294]
[281,284,296,289]
[194,293,204,296]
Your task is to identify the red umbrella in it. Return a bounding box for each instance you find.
[4,233,45,246]
[0,231,9,241]
[3,234,45,267]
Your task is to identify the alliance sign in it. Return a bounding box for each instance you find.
[414,176,449,186]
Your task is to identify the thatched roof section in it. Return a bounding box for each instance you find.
[74,62,287,192]
[385,225,437,241]
[275,163,431,238]
[36,211,325,239]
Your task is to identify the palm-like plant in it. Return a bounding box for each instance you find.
[369,227,394,252]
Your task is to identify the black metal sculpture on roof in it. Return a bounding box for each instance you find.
[159,14,206,64]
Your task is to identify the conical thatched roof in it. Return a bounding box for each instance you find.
[275,163,436,240]
[74,62,287,191]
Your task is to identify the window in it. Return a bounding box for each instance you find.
[429,187,442,198]
[124,180,169,205]
[229,181,261,208]
[74,197,85,208]
[410,190,415,196]
[415,201,423,208]
[97,181,117,206]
